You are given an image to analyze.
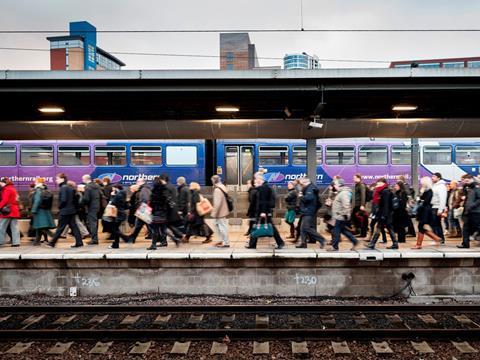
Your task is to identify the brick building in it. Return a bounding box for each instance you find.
[220,33,259,70]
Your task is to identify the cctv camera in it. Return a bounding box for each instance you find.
[308,121,323,129]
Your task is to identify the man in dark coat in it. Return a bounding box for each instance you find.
[246,172,285,249]
[296,178,325,248]
[128,178,153,243]
[176,176,191,231]
[458,174,480,248]
[48,173,83,248]
[366,178,398,250]
[159,174,184,240]
[81,175,101,245]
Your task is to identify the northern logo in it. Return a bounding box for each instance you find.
[97,173,123,183]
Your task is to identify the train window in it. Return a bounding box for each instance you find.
[58,146,90,166]
[94,146,126,166]
[0,146,16,166]
[259,146,289,166]
[166,146,197,166]
[20,146,53,166]
[292,146,322,165]
[325,146,355,165]
[131,146,162,166]
[456,146,480,165]
[423,145,452,165]
[391,146,411,165]
[359,146,387,165]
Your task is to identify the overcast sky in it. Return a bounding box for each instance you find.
[1,0,479,70]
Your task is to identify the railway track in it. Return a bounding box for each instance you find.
[1,304,480,341]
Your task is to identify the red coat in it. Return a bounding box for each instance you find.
[0,184,20,219]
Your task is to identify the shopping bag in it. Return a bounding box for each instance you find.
[196,195,213,216]
[102,203,118,222]
[453,207,464,219]
[135,202,153,224]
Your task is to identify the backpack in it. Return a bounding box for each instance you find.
[365,186,373,202]
[217,187,234,213]
[39,189,53,209]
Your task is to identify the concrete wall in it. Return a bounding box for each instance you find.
[0,258,479,297]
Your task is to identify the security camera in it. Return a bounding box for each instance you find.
[308,121,323,129]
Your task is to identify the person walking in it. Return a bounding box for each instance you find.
[446,180,463,238]
[183,182,213,243]
[245,178,258,237]
[246,172,285,249]
[81,175,101,245]
[366,178,398,250]
[431,172,448,244]
[392,181,409,244]
[411,177,442,249]
[159,174,185,242]
[352,173,369,238]
[60,182,90,239]
[211,175,230,248]
[0,177,21,247]
[48,174,83,248]
[148,177,181,249]
[127,178,153,243]
[109,184,129,249]
[177,176,190,232]
[101,177,113,239]
[30,178,55,246]
[330,178,358,251]
[458,174,480,248]
[285,181,298,240]
[368,181,388,244]
[296,177,325,249]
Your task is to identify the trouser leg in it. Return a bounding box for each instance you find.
[75,215,89,237]
[330,220,342,250]
[340,222,358,246]
[386,224,398,246]
[302,215,325,246]
[69,215,83,246]
[130,218,145,242]
[431,209,445,241]
[87,213,98,243]
[215,218,229,245]
[0,219,10,245]
[50,215,70,246]
[8,219,20,245]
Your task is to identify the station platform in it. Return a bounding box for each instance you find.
[1,221,479,298]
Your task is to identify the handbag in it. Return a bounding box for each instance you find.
[453,207,464,219]
[135,202,153,224]
[284,209,296,224]
[251,218,274,238]
[103,203,118,219]
[196,195,213,216]
[0,205,11,215]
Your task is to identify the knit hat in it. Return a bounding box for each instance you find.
[334,178,345,186]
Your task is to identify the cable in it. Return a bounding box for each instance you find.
[0,46,391,64]
[2,28,480,34]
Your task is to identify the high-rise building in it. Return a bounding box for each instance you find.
[283,53,321,70]
[220,33,259,70]
[390,56,480,69]
[47,21,125,71]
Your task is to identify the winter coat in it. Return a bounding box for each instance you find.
[352,182,367,208]
[0,184,20,219]
[377,187,394,224]
[31,187,55,230]
[110,189,127,223]
[211,183,229,219]
[255,182,275,217]
[246,187,258,218]
[177,184,191,215]
[432,179,448,212]
[300,183,320,216]
[331,186,352,221]
[417,189,433,225]
[392,189,409,228]
[285,189,298,210]
[82,182,101,215]
[150,183,171,224]
[165,183,180,223]
[463,183,480,216]
[189,190,206,226]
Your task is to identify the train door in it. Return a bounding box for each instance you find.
[224,145,254,189]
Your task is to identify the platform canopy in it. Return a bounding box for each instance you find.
[1,68,480,139]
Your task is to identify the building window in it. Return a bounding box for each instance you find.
[423,146,452,165]
[21,146,53,166]
[87,44,95,63]
[418,63,440,68]
[259,146,289,166]
[393,64,412,68]
[359,146,388,165]
[456,146,480,165]
[292,146,322,165]
[0,146,16,166]
[58,146,90,166]
[443,62,464,68]
[131,146,162,166]
[391,146,411,165]
[468,61,480,68]
[166,146,197,166]
[326,146,355,165]
[94,146,126,166]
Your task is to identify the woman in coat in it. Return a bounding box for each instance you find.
[101,177,114,239]
[31,179,55,245]
[183,182,213,243]
[284,181,298,240]
[148,177,181,249]
[412,176,442,249]
[392,181,409,243]
[0,177,21,247]
[109,184,129,249]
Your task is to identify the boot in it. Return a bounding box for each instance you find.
[411,233,424,249]
[182,235,190,243]
[366,233,379,249]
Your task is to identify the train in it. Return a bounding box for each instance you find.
[0,138,479,191]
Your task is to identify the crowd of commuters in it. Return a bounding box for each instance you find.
[0,170,479,250]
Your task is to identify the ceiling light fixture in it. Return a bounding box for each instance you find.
[392,105,418,111]
[38,106,65,113]
[215,106,240,112]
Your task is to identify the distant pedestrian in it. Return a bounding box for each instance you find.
[159,174,185,243]
[211,175,230,248]
[458,174,480,248]
[284,181,298,240]
[296,178,325,249]
[0,177,21,247]
[392,181,409,243]
[330,178,358,251]
[30,178,55,246]
[431,172,448,244]
[352,173,368,238]
[128,179,153,243]
[81,175,101,245]
[183,182,213,243]
[48,174,83,248]
[177,177,191,231]
[101,177,113,239]
[109,184,129,249]
[245,179,257,236]
[446,180,462,238]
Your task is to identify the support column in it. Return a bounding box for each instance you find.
[306,138,317,184]
[411,138,419,196]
